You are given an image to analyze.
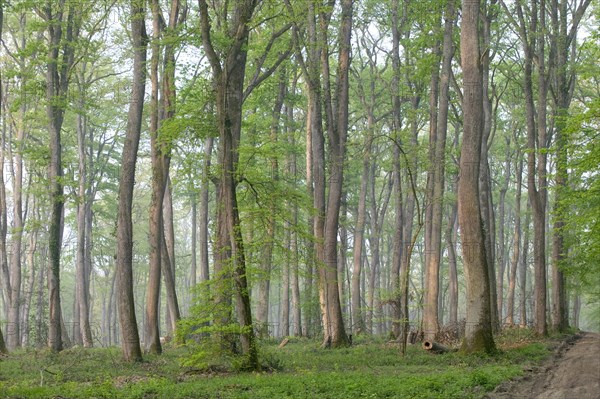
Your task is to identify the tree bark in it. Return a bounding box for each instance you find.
[198,136,213,284]
[75,75,93,348]
[424,0,455,341]
[115,0,147,362]
[519,208,531,328]
[458,0,496,354]
[45,0,78,353]
[506,157,523,326]
[199,0,260,368]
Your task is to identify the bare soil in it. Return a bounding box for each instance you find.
[485,332,600,399]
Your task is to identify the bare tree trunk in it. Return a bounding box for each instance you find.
[351,133,370,336]
[145,0,164,354]
[424,0,455,341]
[496,139,512,324]
[458,0,496,354]
[45,0,78,353]
[199,137,213,284]
[163,180,180,334]
[480,2,499,333]
[0,4,7,352]
[519,208,531,328]
[35,244,47,348]
[446,184,459,326]
[115,0,147,362]
[76,88,93,348]
[506,157,523,326]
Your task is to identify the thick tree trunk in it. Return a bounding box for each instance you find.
[458,0,496,354]
[46,1,77,352]
[115,0,147,362]
[480,2,499,333]
[199,0,259,368]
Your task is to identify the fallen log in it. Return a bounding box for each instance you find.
[422,340,451,354]
[278,338,290,348]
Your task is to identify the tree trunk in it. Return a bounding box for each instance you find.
[45,0,77,353]
[446,186,459,326]
[198,136,213,284]
[115,0,147,362]
[424,0,455,341]
[0,3,7,353]
[199,0,260,368]
[506,157,523,326]
[145,0,164,354]
[496,139,512,324]
[519,207,531,327]
[458,0,496,354]
[76,88,93,348]
[163,180,179,334]
[351,130,370,336]
[480,2,499,333]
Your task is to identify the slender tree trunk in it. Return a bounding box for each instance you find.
[458,0,496,354]
[285,87,302,337]
[7,115,25,350]
[145,0,164,354]
[76,92,93,348]
[115,0,147,362]
[22,224,38,347]
[446,184,459,326]
[519,208,531,328]
[506,157,523,326]
[496,140,512,324]
[0,3,7,352]
[199,137,213,284]
[533,0,549,337]
[163,180,180,334]
[256,72,285,338]
[424,0,455,341]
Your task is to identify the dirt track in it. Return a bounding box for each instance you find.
[485,332,600,399]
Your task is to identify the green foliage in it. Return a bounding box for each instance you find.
[561,97,600,324]
[0,336,553,399]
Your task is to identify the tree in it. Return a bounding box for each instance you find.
[458,0,496,354]
[423,0,456,342]
[42,0,80,352]
[0,0,7,353]
[198,0,271,369]
[115,0,147,362]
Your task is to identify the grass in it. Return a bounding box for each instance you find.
[0,332,553,399]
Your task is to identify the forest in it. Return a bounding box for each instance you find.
[0,0,598,386]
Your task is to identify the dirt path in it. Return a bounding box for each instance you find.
[485,332,600,399]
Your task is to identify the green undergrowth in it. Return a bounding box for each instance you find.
[0,332,554,399]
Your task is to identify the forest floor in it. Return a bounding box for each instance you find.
[484,332,600,399]
[0,330,597,398]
